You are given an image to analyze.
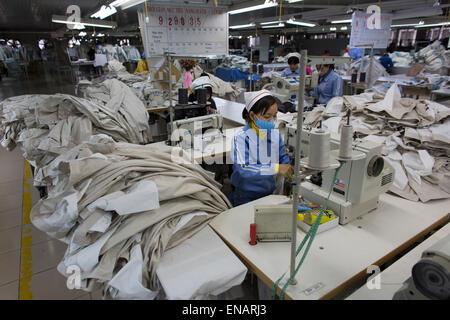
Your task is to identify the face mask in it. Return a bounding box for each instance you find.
[255,118,275,131]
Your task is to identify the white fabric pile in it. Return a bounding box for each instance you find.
[193,65,244,101]
[219,55,251,72]
[30,139,233,298]
[303,84,450,202]
[415,41,450,74]
[0,79,152,180]
[389,51,413,68]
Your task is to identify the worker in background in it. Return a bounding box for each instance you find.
[379,53,394,73]
[230,90,293,207]
[281,52,312,77]
[189,73,216,114]
[323,50,331,56]
[309,64,343,105]
[134,52,149,73]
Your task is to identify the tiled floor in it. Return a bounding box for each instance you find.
[0,75,101,300]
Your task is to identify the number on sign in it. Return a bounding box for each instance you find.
[197,17,201,26]
[174,16,178,25]
[159,16,163,25]
[181,17,185,26]
[189,17,194,26]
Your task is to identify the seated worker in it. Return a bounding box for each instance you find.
[230,90,294,207]
[379,53,394,73]
[281,52,312,77]
[134,52,149,73]
[175,74,216,120]
[309,64,343,105]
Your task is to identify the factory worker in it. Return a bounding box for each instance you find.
[189,73,216,114]
[281,52,312,77]
[230,90,293,207]
[134,52,149,73]
[309,64,343,105]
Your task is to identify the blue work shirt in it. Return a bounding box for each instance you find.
[281,66,300,77]
[311,70,343,105]
[348,48,363,61]
[230,124,290,204]
[379,56,394,72]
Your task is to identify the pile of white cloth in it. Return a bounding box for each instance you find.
[347,55,389,88]
[303,84,450,202]
[415,41,450,74]
[193,65,244,101]
[30,139,232,298]
[219,55,251,72]
[0,79,152,181]
[389,51,413,68]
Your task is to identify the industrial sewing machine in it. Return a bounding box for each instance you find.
[284,123,394,225]
[170,114,224,151]
[393,233,450,300]
[263,74,319,104]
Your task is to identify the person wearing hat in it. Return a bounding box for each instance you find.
[189,73,216,114]
[309,63,343,105]
[230,90,294,207]
[281,52,312,78]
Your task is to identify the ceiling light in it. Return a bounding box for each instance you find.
[287,0,303,3]
[52,15,116,28]
[111,0,146,10]
[261,23,285,29]
[97,33,105,37]
[261,21,283,25]
[91,5,117,19]
[228,2,278,15]
[391,22,421,27]
[415,21,450,28]
[330,27,337,31]
[286,19,315,27]
[331,19,352,24]
[79,31,87,36]
[229,23,255,29]
[340,26,348,30]
[73,24,86,30]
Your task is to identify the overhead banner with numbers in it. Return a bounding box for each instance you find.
[349,11,392,49]
[138,5,228,56]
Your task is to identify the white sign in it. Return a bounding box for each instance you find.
[350,11,392,49]
[139,5,228,56]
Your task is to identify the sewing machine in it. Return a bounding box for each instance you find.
[393,233,450,300]
[170,114,224,150]
[284,123,394,224]
[264,74,319,104]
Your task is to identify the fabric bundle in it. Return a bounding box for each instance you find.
[30,139,232,298]
[0,79,152,183]
[415,41,450,74]
[389,51,413,68]
[302,83,450,202]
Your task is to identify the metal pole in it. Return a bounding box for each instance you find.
[250,47,253,91]
[167,52,175,146]
[368,44,374,87]
[289,49,307,285]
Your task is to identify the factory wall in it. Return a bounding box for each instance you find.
[299,38,349,56]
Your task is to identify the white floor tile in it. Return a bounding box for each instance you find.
[0,281,19,300]
[21,239,67,276]
[0,250,20,286]
[0,208,22,231]
[0,226,21,255]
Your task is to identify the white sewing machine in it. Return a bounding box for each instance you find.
[264,74,319,104]
[284,123,394,224]
[170,114,224,150]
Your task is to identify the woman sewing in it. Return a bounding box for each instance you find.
[230,90,294,207]
[309,63,343,105]
[189,73,216,114]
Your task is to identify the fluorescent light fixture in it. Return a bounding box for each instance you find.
[73,24,85,30]
[330,27,337,31]
[91,5,117,19]
[260,20,283,25]
[261,23,285,29]
[52,15,116,28]
[391,22,421,27]
[287,0,304,2]
[415,21,450,28]
[228,2,278,15]
[97,33,105,37]
[111,0,146,10]
[340,26,348,30]
[286,19,315,27]
[229,23,255,29]
[79,31,87,36]
[331,19,352,24]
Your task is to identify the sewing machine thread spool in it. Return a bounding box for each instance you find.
[339,124,353,159]
[178,88,188,105]
[197,88,207,105]
[308,129,330,169]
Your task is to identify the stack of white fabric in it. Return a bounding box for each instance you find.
[389,51,413,68]
[0,79,152,181]
[30,139,234,299]
[303,84,450,202]
[219,55,252,72]
[415,41,449,74]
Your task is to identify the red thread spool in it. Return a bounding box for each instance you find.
[249,223,257,245]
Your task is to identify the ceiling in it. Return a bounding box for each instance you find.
[0,0,448,36]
